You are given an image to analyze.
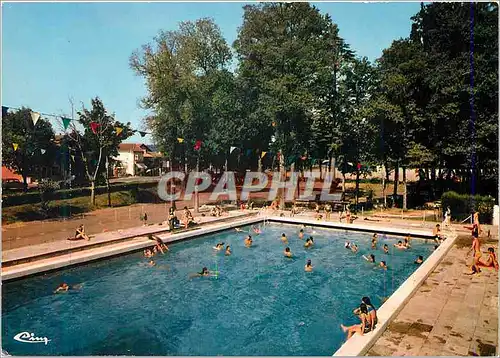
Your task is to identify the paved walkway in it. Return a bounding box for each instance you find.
[366,237,499,356]
[2,210,255,264]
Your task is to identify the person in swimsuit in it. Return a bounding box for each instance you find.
[383,244,389,254]
[394,241,406,249]
[345,241,351,249]
[363,254,375,263]
[414,255,424,264]
[69,224,90,241]
[304,259,313,272]
[54,283,70,293]
[350,243,358,253]
[215,242,225,251]
[281,233,288,243]
[284,247,292,258]
[148,234,169,254]
[467,232,482,275]
[324,203,332,220]
[149,260,156,267]
[299,229,304,240]
[225,245,232,256]
[371,234,378,249]
[304,237,314,248]
[473,211,482,235]
[404,235,411,248]
[346,209,351,224]
[353,297,378,329]
[341,303,371,339]
[168,207,179,230]
[244,235,253,247]
[379,261,387,269]
[433,224,444,244]
[478,247,498,271]
[253,226,262,234]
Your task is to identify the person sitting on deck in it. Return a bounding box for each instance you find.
[341,303,371,339]
[168,207,179,230]
[433,224,444,244]
[183,207,195,228]
[68,224,90,241]
[324,203,332,220]
[478,247,499,271]
[353,297,378,330]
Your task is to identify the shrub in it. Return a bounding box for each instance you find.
[441,191,496,223]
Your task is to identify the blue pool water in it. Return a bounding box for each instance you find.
[2,223,434,356]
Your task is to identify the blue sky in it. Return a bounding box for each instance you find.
[2,1,421,144]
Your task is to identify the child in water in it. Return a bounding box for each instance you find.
[305,259,313,272]
[304,237,314,248]
[245,236,253,247]
[383,244,389,254]
[225,245,232,256]
[363,254,375,263]
[414,255,423,264]
[284,247,293,258]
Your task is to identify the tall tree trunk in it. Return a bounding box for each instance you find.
[90,180,96,206]
[22,172,28,193]
[402,166,407,210]
[355,166,360,210]
[279,150,285,210]
[342,172,346,193]
[430,166,436,200]
[319,162,323,181]
[393,161,399,207]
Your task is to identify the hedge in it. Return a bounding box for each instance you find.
[441,191,496,224]
[2,182,158,207]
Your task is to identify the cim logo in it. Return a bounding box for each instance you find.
[13,332,50,345]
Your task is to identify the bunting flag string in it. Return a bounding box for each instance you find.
[41,149,46,155]
[230,146,237,154]
[115,127,123,136]
[90,122,100,134]
[194,140,202,151]
[12,143,19,151]
[31,111,41,126]
[177,138,184,143]
[261,151,267,159]
[62,117,72,130]
[139,131,147,138]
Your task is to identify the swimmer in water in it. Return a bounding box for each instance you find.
[304,237,314,248]
[284,247,293,258]
[214,242,225,251]
[383,244,389,254]
[305,259,313,272]
[225,245,232,256]
[404,235,411,248]
[379,261,387,269]
[414,255,423,264]
[345,241,351,249]
[54,283,70,293]
[253,226,262,234]
[350,243,359,253]
[245,235,253,247]
[198,267,209,276]
[363,254,375,263]
[281,233,288,243]
[299,229,304,240]
[149,260,156,267]
[394,241,406,249]
[235,228,243,232]
[371,234,378,249]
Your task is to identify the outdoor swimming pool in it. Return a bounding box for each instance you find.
[2,223,435,356]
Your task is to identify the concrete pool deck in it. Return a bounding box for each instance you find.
[366,242,499,356]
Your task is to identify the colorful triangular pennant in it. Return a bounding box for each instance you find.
[230,146,237,154]
[41,149,46,155]
[12,143,19,151]
[177,138,184,143]
[261,151,267,159]
[194,140,202,151]
[62,117,72,130]
[31,111,41,126]
[115,127,123,136]
[90,122,100,134]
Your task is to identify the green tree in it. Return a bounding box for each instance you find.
[67,97,133,205]
[2,108,56,191]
